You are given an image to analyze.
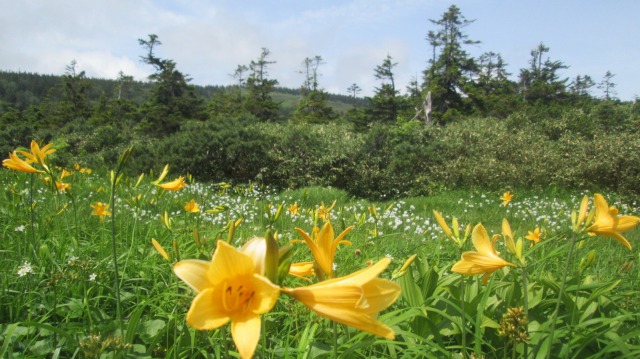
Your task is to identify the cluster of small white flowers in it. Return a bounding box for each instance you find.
[17,261,34,277]
[14,225,26,232]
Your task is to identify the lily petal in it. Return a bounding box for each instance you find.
[231,314,262,359]
[174,260,212,292]
[208,241,255,286]
[186,288,231,330]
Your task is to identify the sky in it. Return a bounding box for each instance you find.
[1,0,639,100]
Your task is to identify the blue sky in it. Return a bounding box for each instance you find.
[2,0,638,100]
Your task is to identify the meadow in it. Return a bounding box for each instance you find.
[2,144,640,358]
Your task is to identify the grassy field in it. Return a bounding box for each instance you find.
[2,154,640,358]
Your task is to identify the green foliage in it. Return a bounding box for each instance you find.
[259,122,361,189]
[156,115,276,182]
[3,167,638,357]
[291,89,336,123]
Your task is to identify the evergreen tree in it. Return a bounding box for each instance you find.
[347,83,362,99]
[245,48,280,122]
[137,34,204,135]
[569,75,595,98]
[423,5,479,123]
[293,56,335,123]
[518,43,568,103]
[370,54,401,124]
[471,51,518,116]
[598,71,617,100]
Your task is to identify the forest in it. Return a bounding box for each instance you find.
[1,5,638,199]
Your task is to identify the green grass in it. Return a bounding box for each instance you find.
[1,165,640,358]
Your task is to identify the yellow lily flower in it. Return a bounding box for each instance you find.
[587,193,640,250]
[184,199,200,213]
[317,200,336,222]
[20,140,56,165]
[288,262,315,282]
[500,192,513,207]
[56,181,70,192]
[525,228,542,246]
[282,257,400,339]
[174,240,280,359]
[287,202,300,216]
[2,151,44,173]
[156,176,187,191]
[295,222,353,279]
[90,202,111,221]
[452,223,517,284]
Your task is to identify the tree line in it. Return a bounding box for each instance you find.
[1,5,638,198]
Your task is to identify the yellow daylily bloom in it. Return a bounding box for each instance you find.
[28,140,56,165]
[55,181,70,192]
[174,240,280,359]
[90,202,111,221]
[59,169,73,180]
[295,222,353,279]
[525,228,542,246]
[587,193,640,250]
[184,199,200,213]
[283,257,400,339]
[2,151,44,173]
[287,202,300,216]
[288,262,315,282]
[317,200,336,222]
[156,176,187,191]
[452,223,517,284]
[500,192,513,207]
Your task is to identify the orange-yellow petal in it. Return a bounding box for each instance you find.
[471,224,496,256]
[208,241,255,286]
[173,259,212,292]
[231,313,262,359]
[186,288,231,330]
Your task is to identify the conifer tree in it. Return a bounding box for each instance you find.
[245,48,280,121]
[518,43,568,103]
[293,56,335,123]
[423,5,479,123]
[371,54,401,124]
[137,34,204,135]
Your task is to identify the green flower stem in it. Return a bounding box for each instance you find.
[332,320,338,359]
[520,266,529,358]
[475,274,495,356]
[28,173,35,261]
[460,275,468,359]
[546,234,577,357]
[110,179,122,330]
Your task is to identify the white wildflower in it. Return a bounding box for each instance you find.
[17,261,34,277]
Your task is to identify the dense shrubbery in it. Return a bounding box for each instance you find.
[6,104,637,200]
